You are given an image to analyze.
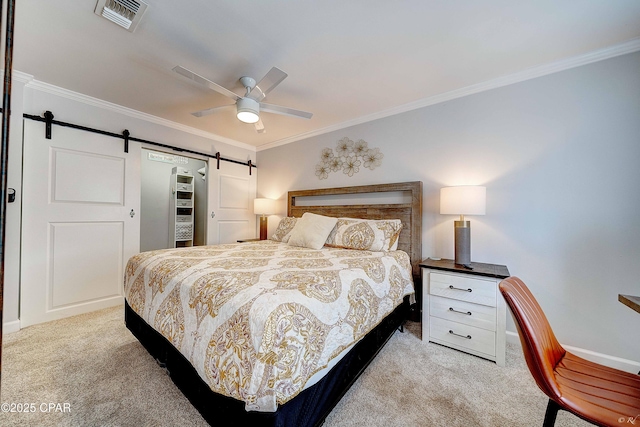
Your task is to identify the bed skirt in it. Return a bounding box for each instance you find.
[125,296,410,427]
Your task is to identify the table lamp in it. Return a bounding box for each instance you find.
[440,186,486,267]
[253,198,276,240]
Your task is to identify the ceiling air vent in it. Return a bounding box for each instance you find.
[94,0,148,32]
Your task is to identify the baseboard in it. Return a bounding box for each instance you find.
[506,331,640,374]
[3,319,21,334]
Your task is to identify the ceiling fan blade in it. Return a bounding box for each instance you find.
[191,104,234,118]
[260,102,313,119]
[173,66,240,101]
[254,118,266,133]
[248,67,287,101]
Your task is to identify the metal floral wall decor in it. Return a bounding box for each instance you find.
[315,137,384,180]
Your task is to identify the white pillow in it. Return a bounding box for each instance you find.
[287,213,338,250]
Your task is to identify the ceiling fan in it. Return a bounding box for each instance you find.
[173,65,313,133]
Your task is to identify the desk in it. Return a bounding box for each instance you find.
[619,294,640,314]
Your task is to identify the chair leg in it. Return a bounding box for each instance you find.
[543,399,560,427]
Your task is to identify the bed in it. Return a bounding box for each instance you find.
[124,181,422,426]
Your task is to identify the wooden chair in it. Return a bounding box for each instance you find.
[499,277,640,427]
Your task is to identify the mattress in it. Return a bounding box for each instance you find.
[124,240,414,412]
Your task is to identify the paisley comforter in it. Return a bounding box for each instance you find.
[124,240,414,412]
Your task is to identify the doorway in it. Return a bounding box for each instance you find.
[140,148,207,251]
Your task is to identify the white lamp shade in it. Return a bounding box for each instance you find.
[254,198,277,215]
[440,186,486,215]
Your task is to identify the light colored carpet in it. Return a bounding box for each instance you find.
[1,305,590,427]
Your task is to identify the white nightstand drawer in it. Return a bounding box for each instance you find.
[429,272,497,307]
[429,316,496,357]
[429,295,497,332]
[421,262,509,366]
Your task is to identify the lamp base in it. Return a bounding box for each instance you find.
[259,216,268,240]
[454,220,470,265]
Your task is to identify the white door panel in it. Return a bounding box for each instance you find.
[49,221,123,308]
[206,160,256,244]
[21,121,140,326]
[51,148,125,204]
[218,220,250,243]
[219,175,250,209]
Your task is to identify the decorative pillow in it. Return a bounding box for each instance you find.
[271,217,298,242]
[287,213,338,250]
[325,218,403,252]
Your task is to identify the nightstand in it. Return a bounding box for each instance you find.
[236,238,261,243]
[420,259,510,366]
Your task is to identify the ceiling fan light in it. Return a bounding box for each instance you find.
[237,110,259,124]
[236,98,260,123]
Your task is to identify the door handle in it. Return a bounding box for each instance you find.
[130,209,135,218]
[211,211,216,218]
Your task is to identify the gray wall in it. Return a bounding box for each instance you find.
[257,52,640,363]
[140,149,207,251]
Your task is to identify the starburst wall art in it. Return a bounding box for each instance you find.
[315,137,384,180]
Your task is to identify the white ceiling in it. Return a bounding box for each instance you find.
[14,0,640,149]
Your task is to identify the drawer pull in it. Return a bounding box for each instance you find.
[449,285,472,292]
[449,330,472,339]
[449,307,472,316]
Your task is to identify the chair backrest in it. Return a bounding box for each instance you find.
[499,277,566,400]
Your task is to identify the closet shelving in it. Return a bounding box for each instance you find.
[170,167,194,247]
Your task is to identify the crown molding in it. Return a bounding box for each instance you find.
[24,78,255,152]
[257,37,640,151]
[12,70,34,84]
[0,69,34,84]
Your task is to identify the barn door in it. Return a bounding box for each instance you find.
[206,159,256,244]
[20,120,140,327]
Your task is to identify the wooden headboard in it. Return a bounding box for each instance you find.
[288,181,422,278]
